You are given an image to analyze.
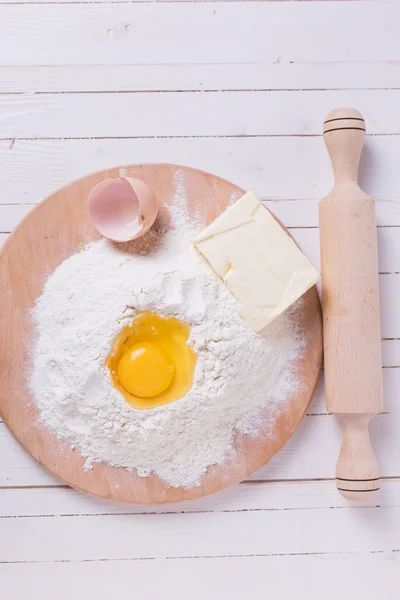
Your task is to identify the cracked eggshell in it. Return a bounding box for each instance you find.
[88,177,158,242]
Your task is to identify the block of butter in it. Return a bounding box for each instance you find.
[194,192,319,332]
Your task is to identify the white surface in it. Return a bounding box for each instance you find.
[0,1,399,597]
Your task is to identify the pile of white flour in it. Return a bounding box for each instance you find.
[30,176,305,488]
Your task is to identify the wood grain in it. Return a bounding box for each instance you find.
[320,109,383,499]
[0,163,322,503]
[1,553,398,600]
[2,63,400,94]
[3,90,400,139]
[1,502,399,562]
[2,479,399,518]
[0,3,398,66]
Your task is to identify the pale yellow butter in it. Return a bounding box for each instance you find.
[194,192,319,332]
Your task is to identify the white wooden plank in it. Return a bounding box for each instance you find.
[0,0,377,4]
[2,90,400,139]
[380,275,400,338]
[382,340,400,367]
[1,499,399,562]
[0,204,32,232]
[377,228,400,273]
[2,137,400,212]
[0,0,376,2]
[0,3,399,66]
[1,479,399,518]
[1,553,399,600]
[2,62,400,94]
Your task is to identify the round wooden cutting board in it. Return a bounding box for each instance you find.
[0,164,322,504]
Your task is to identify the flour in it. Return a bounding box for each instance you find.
[30,173,305,488]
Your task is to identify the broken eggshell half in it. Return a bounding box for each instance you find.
[88,177,159,242]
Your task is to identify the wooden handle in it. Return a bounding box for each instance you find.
[320,108,383,500]
[323,107,366,186]
[336,415,380,500]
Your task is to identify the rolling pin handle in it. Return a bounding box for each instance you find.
[336,415,380,500]
[323,108,366,187]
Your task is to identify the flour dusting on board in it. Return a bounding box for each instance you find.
[30,170,305,488]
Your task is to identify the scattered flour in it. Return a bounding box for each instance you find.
[30,172,305,488]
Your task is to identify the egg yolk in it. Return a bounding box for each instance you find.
[106,312,197,409]
[117,341,175,398]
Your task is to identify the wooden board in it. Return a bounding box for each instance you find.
[0,164,322,503]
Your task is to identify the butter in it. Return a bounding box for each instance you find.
[194,192,319,332]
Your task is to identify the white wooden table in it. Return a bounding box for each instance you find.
[1,1,399,597]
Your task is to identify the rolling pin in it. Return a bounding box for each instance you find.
[320,108,383,500]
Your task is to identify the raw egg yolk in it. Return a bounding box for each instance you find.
[117,341,175,398]
[106,312,197,410]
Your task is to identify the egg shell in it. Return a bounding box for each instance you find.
[88,177,158,242]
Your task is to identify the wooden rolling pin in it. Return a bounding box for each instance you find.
[320,108,383,500]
